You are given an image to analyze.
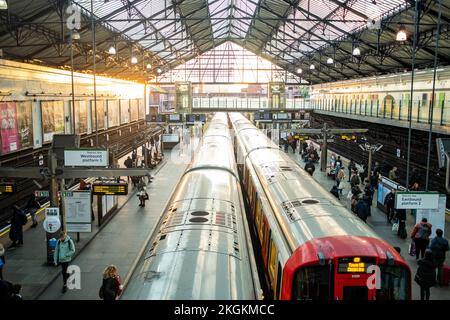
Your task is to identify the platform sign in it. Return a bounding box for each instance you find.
[92,183,128,196]
[395,192,439,210]
[64,149,108,167]
[415,194,446,237]
[0,183,15,194]
[62,190,92,233]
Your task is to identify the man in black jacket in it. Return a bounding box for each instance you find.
[384,189,396,224]
[304,160,315,176]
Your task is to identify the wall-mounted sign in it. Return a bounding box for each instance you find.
[64,149,108,167]
[92,183,128,196]
[35,190,50,198]
[43,207,61,233]
[395,192,439,210]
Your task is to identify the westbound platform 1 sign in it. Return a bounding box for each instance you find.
[64,149,108,167]
[395,192,440,210]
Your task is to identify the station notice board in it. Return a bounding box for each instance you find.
[92,183,128,196]
[62,190,92,233]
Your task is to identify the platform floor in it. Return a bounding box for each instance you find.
[288,145,450,300]
[37,142,197,300]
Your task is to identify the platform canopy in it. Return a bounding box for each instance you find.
[0,0,449,83]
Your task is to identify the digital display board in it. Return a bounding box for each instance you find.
[199,114,206,123]
[92,183,128,196]
[188,115,196,122]
[0,183,15,194]
[337,257,376,273]
[277,113,289,120]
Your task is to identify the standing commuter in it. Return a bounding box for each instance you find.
[304,160,315,176]
[26,193,40,228]
[8,206,27,249]
[388,167,398,182]
[355,197,369,223]
[54,231,76,293]
[0,244,5,280]
[348,159,355,182]
[124,156,133,183]
[411,218,432,260]
[99,265,123,300]
[138,187,149,207]
[429,229,449,284]
[415,249,436,300]
[384,189,396,224]
[396,208,407,239]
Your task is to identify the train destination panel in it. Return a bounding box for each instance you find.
[92,183,128,195]
[337,257,376,273]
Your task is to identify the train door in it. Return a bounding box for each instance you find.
[334,276,376,300]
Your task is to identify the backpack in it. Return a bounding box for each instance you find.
[417,224,430,239]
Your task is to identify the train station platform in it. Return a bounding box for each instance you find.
[288,146,450,300]
[0,138,198,300]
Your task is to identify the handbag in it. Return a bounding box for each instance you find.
[392,222,399,232]
[414,274,422,286]
[409,241,416,257]
[338,181,345,190]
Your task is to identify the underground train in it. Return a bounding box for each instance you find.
[121,113,262,299]
[230,112,411,300]
[0,59,147,156]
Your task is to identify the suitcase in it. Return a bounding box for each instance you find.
[440,264,450,286]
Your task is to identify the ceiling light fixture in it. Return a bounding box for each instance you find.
[146,63,152,69]
[108,46,116,54]
[396,25,407,42]
[327,57,334,64]
[297,68,303,74]
[352,47,361,56]
[156,68,162,74]
[131,56,138,64]
[309,64,315,70]
[0,0,8,10]
[71,30,80,40]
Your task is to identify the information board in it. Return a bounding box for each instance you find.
[64,149,108,167]
[62,190,92,233]
[395,192,439,210]
[92,183,128,195]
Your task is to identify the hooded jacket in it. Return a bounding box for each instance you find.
[54,236,76,264]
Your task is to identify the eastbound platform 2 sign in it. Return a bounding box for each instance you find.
[64,149,108,167]
[92,183,128,195]
[395,192,439,210]
[0,183,15,194]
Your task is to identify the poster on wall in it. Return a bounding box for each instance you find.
[107,100,120,128]
[0,102,20,154]
[138,99,145,119]
[120,100,130,124]
[16,101,33,150]
[92,99,105,131]
[62,190,92,233]
[74,100,88,134]
[41,101,65,142]
[130,99,139,122]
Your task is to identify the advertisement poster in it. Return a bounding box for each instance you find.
[16,101,33,149]
[0,102,20,154]
[130,99,139,122]
[42,101,65,142]
[138,98,145,119]
[93,99,105,130]
[74,100,88,134]
[107,100,120,128]
[120,99,130,124]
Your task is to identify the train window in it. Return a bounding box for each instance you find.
[130,99,139,122]
[421,93,428,108]
[120,99,130,124]
[438,93,445,108]
[41,100,65,143]
[107,100,120,128]
[0,101,34,155]
[292,266,332,300]
[92,100,105,130]
[72,100,88,134]
[376,265,409,300]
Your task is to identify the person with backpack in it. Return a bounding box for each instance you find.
[54,231,76,293]
[355,197,369,223]
[8,206,27,249]
[384,189,396,224]
[350,170,361,189]
[429,229,449,284]
[415,249,436,300]
[99,265,122,300]
[304,160,315,176]
[138,186,149,207]
[411,218,432,260]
